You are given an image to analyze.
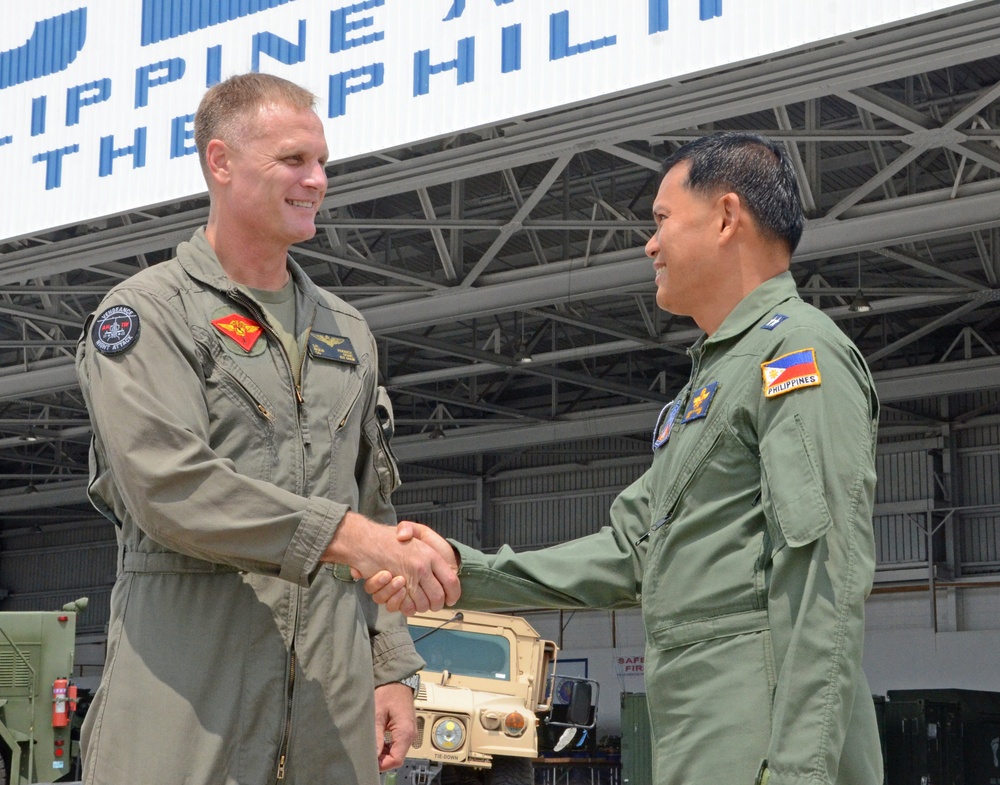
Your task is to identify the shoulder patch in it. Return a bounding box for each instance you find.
[212,313,265,353]
[762,348,821,398]
[92,305,140,355]
[761,314,789,331]
[308,332,359,364]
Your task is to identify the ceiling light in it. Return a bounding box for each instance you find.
[849,291,871,313]
[849,253,871,313]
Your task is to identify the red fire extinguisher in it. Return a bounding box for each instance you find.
[52,677,69,727]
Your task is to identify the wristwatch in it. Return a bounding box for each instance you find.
[398,674,420,692]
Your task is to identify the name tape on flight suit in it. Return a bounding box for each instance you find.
[92,305,140,355]
[308,332,359,364]
[762,348,821,398]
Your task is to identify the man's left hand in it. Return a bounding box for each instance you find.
[374,681,417,772]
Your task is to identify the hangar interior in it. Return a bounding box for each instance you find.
[0,0,998,725]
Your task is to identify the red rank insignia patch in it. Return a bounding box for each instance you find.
[212,314,264,352]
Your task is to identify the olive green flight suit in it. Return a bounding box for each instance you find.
[76,229,421,785]
[453,272,883,784]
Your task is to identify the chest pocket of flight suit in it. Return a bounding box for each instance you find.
[759,412,834,548]
[203,335,278,483]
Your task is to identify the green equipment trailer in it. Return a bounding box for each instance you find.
[0,599,86,785]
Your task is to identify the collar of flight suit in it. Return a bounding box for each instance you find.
[175,227,325,311]
[699,270,800,351]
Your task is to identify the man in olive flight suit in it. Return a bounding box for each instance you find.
[76,73,459,785]
[367,132,884,784]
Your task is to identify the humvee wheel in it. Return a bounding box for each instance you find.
[486,757,532,785]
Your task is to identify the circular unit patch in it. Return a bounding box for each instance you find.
[92,305,140,355]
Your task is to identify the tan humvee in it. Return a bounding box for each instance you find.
[393,609,597,785]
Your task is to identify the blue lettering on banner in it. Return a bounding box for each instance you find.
[66,79,112,127]
[329,64,384,118]
[4,1,736,203]
[31,96,47,137]
[141,0,295,46]
[444,0,515,23]
[0,9,87,90]
[330,0,385,54]
[32,145,80,190]
[170,114,197,159]
[100,127,147,177]
[649,0,669,33]
[414,37,475,97]
[206,46,222,87]
[550,11,617,61]
[501,24,521,73]
[701,0,723,20]
[135,59,186,109]
[252,20,307,71]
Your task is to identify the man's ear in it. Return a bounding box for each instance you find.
[205,139,232,186]
[717,191,742,245]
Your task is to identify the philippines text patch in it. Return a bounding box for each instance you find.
[681,381,719,423]
[762,348,821,398]
[92,305,140,355]
[212,313,265,352]
[308,332,359,364]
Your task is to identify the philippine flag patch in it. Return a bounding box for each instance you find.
[762,348,821,398]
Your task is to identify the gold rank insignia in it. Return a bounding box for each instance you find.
[680,381,719,423]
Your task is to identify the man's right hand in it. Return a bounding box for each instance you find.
[361,521,459,615]
[327,512,460,612]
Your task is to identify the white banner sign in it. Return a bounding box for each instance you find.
[1,0,973,241]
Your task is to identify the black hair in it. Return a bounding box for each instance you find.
[659,131,804,253]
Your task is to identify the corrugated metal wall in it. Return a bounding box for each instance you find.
[395,478,481,544]
[4,401,1000,634]
[957,425,1000,573]
[0,522,115,634]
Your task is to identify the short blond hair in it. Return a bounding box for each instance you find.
[194,73,317,176]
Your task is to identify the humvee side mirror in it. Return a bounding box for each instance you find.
[566,681,593,726]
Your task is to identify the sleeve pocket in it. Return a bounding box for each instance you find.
[760,413,833,548]
[363,386,401,501]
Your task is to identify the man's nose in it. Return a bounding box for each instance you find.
[645,233,658,258]
[304,161,327,190]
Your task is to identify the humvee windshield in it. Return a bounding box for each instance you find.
[409,625,511,681]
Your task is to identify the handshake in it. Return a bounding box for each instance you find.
[328,512,460,615]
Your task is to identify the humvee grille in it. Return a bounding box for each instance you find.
[412,716,425,749]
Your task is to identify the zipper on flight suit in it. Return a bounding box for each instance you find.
[219,367,275,422]
[276,647,296,780]
[337,383,365,430]
[635,514,672,546]
[229,290,307,781]
[230,291,305,409]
